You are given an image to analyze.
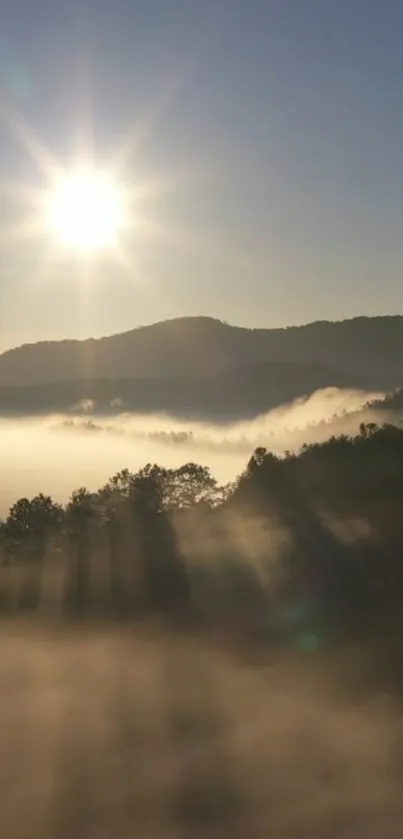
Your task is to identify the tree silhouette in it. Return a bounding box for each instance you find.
[164,463,219,510]
[65,488,97,614]
[97,479,132,613]
[128,466,191,620]
[4,494,62,608]
[1,424,403,641]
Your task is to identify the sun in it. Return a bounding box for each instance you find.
[45,168,125,251]
[1,103,200,274]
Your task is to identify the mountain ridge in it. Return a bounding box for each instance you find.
[0,314,402,418]
[4,313,403,355]
[2,314,403,386]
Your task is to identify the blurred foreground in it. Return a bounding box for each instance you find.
[1,622,403,839]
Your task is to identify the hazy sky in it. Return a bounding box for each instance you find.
[1,0,403,351]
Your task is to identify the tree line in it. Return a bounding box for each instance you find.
[1,422,403,646]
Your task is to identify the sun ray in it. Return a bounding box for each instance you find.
[0,97,62,181]
[0,81,226,290]
[0,215,46,244]
[135,212,253,278]
[123,160,214,205]
[106,68,190,177]
[105,24,215,179]
[0,178,44,207]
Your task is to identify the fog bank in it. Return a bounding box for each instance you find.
[0,387,387,514]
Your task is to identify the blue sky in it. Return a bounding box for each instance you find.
[1,0,403,349]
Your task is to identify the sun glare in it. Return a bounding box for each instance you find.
[45,169,125,251]
[1,102,199,276]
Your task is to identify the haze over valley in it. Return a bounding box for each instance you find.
[1,314,400,513]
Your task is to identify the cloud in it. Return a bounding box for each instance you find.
[110,397,124,409]
[71,398,97,414]
[52,386,386,452]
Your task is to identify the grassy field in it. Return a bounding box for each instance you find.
[0,621,403,838]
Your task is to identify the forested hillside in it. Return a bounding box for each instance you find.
[2,422,403,654]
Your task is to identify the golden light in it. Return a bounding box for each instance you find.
[44,168,125,251]
[0,98,218,292]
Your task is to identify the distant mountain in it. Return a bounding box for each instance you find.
[2,314,403,386]
[0,315,402,418]
[0,361,361,421]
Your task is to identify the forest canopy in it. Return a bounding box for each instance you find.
[1,422,403,647]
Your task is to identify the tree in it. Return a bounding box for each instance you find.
[97,481,130,612]
[164,463,219,510]
[236,447,351,638]
[5,494,62,608]
[65,488,97,614]
[128,466,191,620]
[0,519,14,608]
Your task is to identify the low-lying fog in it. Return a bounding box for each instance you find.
[0,387,389,515]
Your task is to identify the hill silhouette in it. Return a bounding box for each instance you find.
[0,315,402,417]
[0,363,362,420]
